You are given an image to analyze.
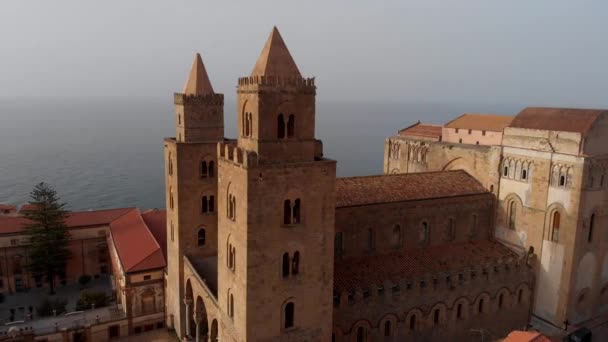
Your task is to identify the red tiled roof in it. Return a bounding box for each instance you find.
[503,331,553,342]
[142,209,167,263]
[336,170,488,208]
[334,240,518,293]
[19,204,38,213]
[110,209,165,273]
[445,113,514,132]
[510,107,607,134]
[0,204,17,211]
[0,208,135,235]
[398,122,443,139]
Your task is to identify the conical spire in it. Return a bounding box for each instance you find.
[183,53,214,95]
[251,27,302,77]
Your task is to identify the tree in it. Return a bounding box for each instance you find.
[22,182,72,295]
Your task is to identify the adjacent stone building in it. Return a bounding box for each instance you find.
[165,27,534,342]
[385,106,608,329]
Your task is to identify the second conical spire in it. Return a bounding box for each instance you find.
[183,53,214,96]
[250,27,302,78]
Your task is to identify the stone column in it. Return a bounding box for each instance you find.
[184,297,192,339]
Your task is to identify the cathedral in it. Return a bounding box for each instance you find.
[164,27,534,342]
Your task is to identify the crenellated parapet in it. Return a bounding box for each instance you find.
[217,141,259,168]
[174,92,224,106]
[333,254,534,309]
[237,76,316,94]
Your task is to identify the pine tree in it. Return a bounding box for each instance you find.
[22,182,72,295]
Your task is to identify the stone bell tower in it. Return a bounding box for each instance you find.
[164,53,224,337]
[217,27,336,341]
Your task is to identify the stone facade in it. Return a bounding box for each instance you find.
[165,27,534,342]
[385,107,608,328]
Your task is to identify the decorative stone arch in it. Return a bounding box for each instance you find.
[184,279,194,338]
[515,283,531,305]
[515,160,522,180]
[378,313,398,338]
[418,219,430,245]
[390,168,400,174]
[405,308,424,332]
[349,319,373,342]
[428,302,448,326]
[280,297,298,331]
[442,157,474,176]
[574,252,597,318]
[501,157,511,177]
[473,292,491,315]
[209,319,218,342]
[495,287,512,310]
[276,101,296,139]
[502,193,523,230]
[451,296,471,321]
[544,203,567,242]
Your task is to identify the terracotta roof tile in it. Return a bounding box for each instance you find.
[398,123,443,139]
[0,208,135,235]
[445,113,514,132]
[336,171,488,208]
[0,204,16,211]
[509,107,607,134]
[334,240,518,293]
[142,209,167,263]
[503,331,554,342]
[109,209,165,273]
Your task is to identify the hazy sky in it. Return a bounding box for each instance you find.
[1,1,607,106]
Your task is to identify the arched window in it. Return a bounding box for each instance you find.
[277,114,286,139]
[456,303,463,319]
[508,201,516,230]
[169,188,174,210]
[283,200,291,225]
[168,153,173,175]
[245,112,250,137]
[229,293,234,318]
[367,228,375,251]
[471,214,478,237]
[392,224,401,247]
[384,321,392,337]
[282,253,290,278]
[284,302,295,329]
[198,228,206,246]
[498,293,504,308]
[518,289,524,304]
[292,252,300,275]
[356,326,365,342]
[201,161,208,178]
[170,221,174,242]
[433,308,440,325]
[522,168,527,181]
[503,164,509,177]
[202,196,208,213]
[588,214,595,243]
[208,161,215,178]
[409,314,417,330]
[287,114,295,138]
[419,222,429,243]
[447,218,455,240]
[478,298,484,313]
[551,211,560,242]
[334,232,344,256]
[559,175,566,187]
[228,194,236,221]
[293,199,301,223]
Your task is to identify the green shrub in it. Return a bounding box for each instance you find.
[75,290,108,311]
[37,297,67,317]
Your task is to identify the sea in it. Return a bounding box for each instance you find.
[0,97,524,211]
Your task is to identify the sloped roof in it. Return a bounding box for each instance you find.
[251,27,301,77]
[445,113,514,132]
[109,209,165,273]
[503,331,553,342]
[334,240,518,293]
[398,122,443,139]
[509,107,607,134]
[335,171,488,208]
[141,209,167,263]
[0,208,135,235]
[0,204,16,211]
[183,53,214,96]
